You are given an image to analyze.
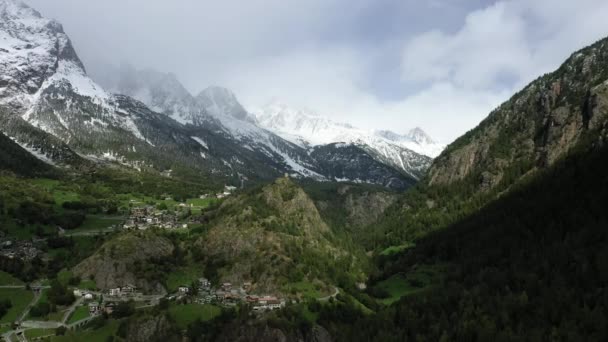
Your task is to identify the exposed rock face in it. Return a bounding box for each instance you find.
[215,322,333,342]
[343,190,398,229]
[312,184,398,230]
[310,143,419,189]
[428,38,608,191]
[124,314,178,342]
[198,177,364,295]
[73,231,174,294]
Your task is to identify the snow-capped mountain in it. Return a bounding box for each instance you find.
[196,86,257,123]
[95,64,418,187]
[253,101,443,179]
[0,0,423,190]
[254,101,445,158]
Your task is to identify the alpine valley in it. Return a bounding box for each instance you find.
[1,0,608,341]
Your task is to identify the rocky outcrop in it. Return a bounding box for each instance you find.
[73,231,174,294]
[123,314,178,342]
[343,189,398,229]
[197,177,364,295]
[428,38,608,191]
[215,322,333,342]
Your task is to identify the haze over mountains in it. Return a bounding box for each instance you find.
[0,0,439,190]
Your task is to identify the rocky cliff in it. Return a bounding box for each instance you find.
[73,231,174,294]
[197,177,365,296]
[215,322,333,342]
[429,38,608,191]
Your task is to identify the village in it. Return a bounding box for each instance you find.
[122,185,237,231]
[0,236,43,262]
[81,278,286,316]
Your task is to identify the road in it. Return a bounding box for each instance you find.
[63,227,118,237]
[62,296,85,324]
[17,288,43,323]
[20,321,63,329]
[318,287,340,301]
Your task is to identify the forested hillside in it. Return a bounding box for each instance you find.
[369,37,608,250]
[0,131,55,177]
[316,134,608,341]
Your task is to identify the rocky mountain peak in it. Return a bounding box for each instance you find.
[196,86,254,122]
[407,127,435,145]
[0,0,89,113]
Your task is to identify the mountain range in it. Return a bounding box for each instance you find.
[254,101,444,158]
[0,0,439,190]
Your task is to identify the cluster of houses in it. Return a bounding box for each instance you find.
[107,284,140,298]
[0,239,41,261]
[72,289,114,316]
[84,285,145,316]
[201,185,237,200]
[174,278,285,311]
[123,207,186,230]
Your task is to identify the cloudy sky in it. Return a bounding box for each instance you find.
[25,0,608,143]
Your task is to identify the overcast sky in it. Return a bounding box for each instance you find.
[25,0,608,143]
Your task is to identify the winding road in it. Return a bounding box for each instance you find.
[318,287,340,301]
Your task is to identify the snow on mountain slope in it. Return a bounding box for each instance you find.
[196,86,257,123]
[94,65,330,179]
[0,0,419,189]
[95,64,208,125]
[0,0,222,175]
[0,0,144,142]
[254,101,445,158]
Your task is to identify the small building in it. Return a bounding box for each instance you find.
[267,299,283,310]
[88,302,100,315]
[109,288,121,296]
[84,293,94,300]
[73,290,83,297]
[178,286,190,294]
[221,283,232,291]
[121,284,136,294]
[246,295,259,303]
[104,302,116,315]
[258,296,277,305]
[242,282,252,292]
[199,278,210,288]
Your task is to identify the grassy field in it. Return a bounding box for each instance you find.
[0,288,34,323]
[373,264,444,305]
[168,304,221,329]
[68,215,124,234]
[25,328,55,339]
[186,198,216,214]
[380,242,416,256]
[52,319,119,342]
[166,266,203,292]
[0,271,23,286]
[26,288,55,321]
[3,221,36,240]
[57,270,97,290]
[67,305,90,324]
[283,281,325,299]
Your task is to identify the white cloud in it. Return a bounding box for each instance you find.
[24,0,608,144]
[395,0,608,142]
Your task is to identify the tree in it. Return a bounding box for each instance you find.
[112,301,135,318]
[56,326,67,336]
